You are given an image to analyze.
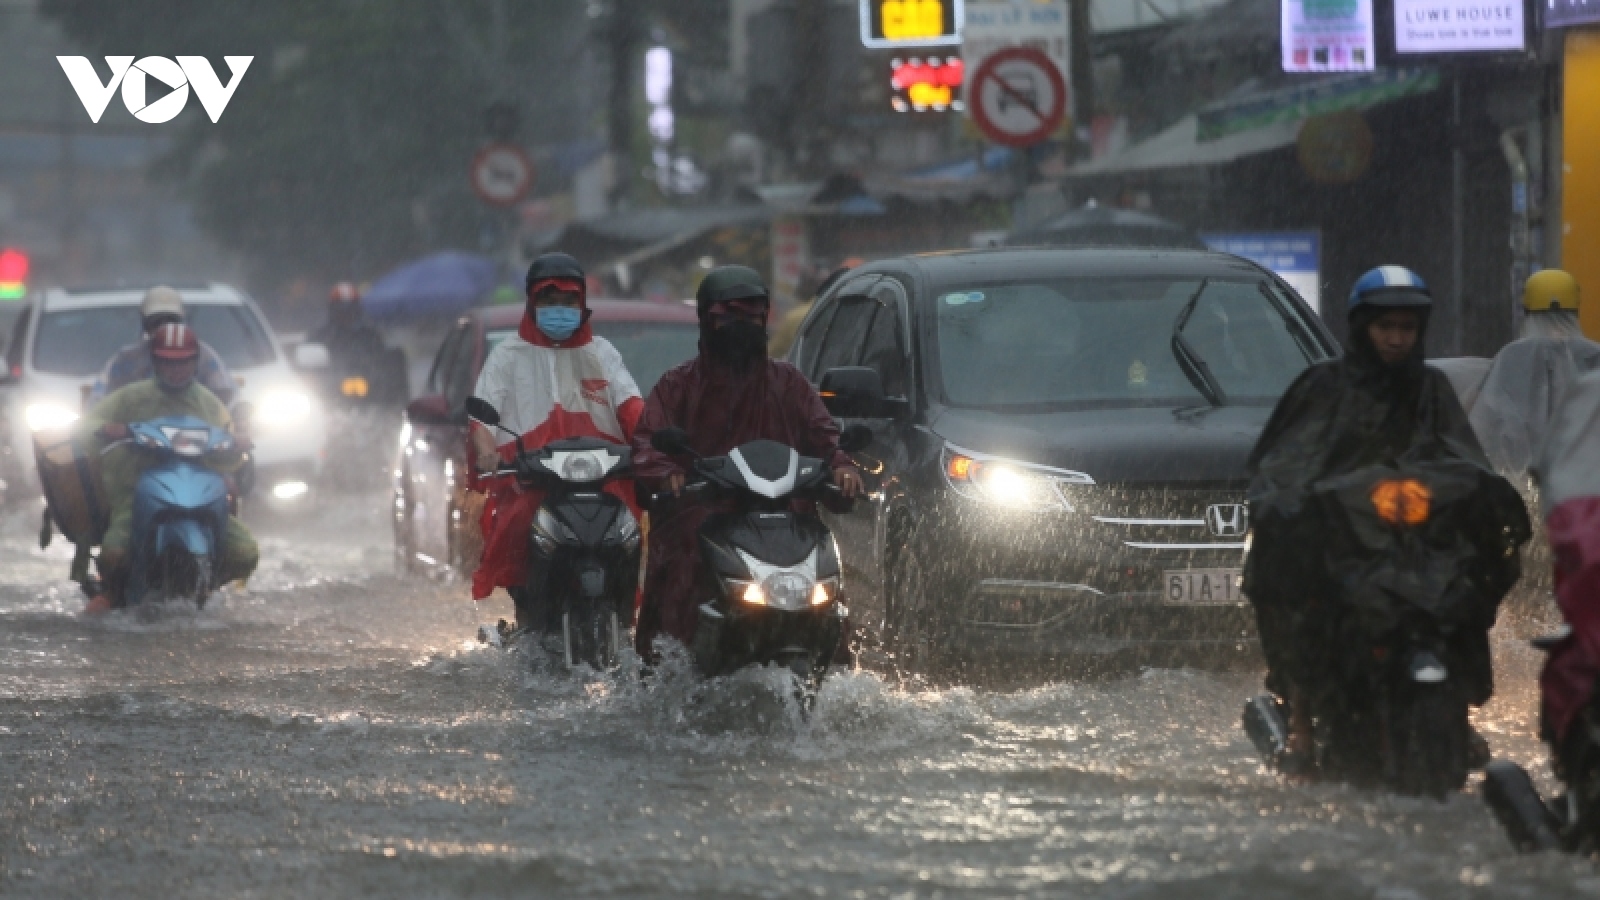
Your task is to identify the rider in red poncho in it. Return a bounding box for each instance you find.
[631,265,863,659]
[469,253,644,629]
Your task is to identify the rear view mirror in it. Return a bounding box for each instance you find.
[464,396,500,427]
[820,366,906,419]
[650,426,692,456]
[406,394,454,426]
[838,423,872,454]
[293,342,331,370]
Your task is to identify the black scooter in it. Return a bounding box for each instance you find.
[468,397,640,671]
[649,425,869,696]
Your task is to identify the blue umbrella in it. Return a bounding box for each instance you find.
[362,251,499,321]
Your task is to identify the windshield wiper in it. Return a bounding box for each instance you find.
[1170,279,1228,408]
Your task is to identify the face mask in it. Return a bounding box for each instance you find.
[706,320,768,371]
[536,306,583,341]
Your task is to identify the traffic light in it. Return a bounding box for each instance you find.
[0,248,28,300]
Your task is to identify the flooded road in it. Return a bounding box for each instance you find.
[1,491,1596,898]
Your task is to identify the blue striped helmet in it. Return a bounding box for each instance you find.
[1348,265,1432,315]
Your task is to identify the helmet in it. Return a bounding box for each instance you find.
[329,282,360,303]
[141,285,184,321]
[1523,269,1580,312]
[695,265,769,321]
[524,252,586,294]
[149,322,200,361]
[1348,266,1432,315]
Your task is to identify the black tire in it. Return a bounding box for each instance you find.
[1392,681,1471,798]
[883,520,941,674]
[393,480,422,576]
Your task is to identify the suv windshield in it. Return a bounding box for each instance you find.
[33,303,277,376]
[934,277,1322,411]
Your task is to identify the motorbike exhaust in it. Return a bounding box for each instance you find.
[1482,760,1563,852]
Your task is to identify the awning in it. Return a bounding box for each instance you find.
[1068,68,1441,177]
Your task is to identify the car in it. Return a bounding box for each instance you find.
[1,282,327,510]
[394,299,700,574]
[789,247,1339,670]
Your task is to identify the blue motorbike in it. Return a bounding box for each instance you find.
[117,416,236,609]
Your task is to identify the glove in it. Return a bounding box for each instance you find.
[98,423,129,441]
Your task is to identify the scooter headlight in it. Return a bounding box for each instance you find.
[562,452,604,482]
[762,571,814,611]
[810,576,839,607]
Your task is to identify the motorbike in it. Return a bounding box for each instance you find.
[1244,460,1527,797]
[648,424,869,699]
[466,396,640,671]
[116,415,239,609]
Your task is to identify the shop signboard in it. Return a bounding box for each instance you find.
[1547,0,1600,27]
[861,0,964,48]
[1394,0,1525,53]
[1202,231,1323,315]
[1282,0,1376,73]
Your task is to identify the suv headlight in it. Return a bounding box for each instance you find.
[25,402,79,432]
[257,389,313,428]
[940,444,1090,511]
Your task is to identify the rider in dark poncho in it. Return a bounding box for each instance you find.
[1244,266,1529,766]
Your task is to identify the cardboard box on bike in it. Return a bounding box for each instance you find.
[33,428,109,545]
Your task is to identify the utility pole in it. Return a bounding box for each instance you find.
[606,0,645,210]
[1069,0,1094,150]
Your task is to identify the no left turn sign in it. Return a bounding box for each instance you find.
[470,143,534,207]
[968,46,1067,148]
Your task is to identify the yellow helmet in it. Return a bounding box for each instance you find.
[1523,269,1580,312]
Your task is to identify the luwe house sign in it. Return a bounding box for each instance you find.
[1394,0,1525,53]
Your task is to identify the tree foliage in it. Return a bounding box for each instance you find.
[41,0,593,286]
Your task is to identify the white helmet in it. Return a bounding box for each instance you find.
[141,285,184,322]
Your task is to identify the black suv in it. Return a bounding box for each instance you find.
[790,247,1338,667]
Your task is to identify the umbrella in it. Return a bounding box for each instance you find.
[1006,202,1206,250]
[361,251,499,321]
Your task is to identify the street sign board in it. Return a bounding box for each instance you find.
[961,0,1069,88]
[860,0,964,48]
[968,46,1066,147]
[470,143,534,207]
[1394,0,1525,53]
[1202,231,1323,315]
[1282,0,1376,73]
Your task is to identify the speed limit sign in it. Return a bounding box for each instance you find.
[470,143,534,207]
[968,46,1068,148]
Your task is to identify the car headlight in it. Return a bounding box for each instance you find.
[941,444,1089,511]
[25,402,79,432]
[256,389,313,427]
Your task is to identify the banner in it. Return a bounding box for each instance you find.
[1395,0,1524,53]
[1282,0,1376,73]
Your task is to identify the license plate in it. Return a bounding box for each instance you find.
[1163,568,1243,606]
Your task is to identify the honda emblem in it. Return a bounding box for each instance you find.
[1205,503,1249,538]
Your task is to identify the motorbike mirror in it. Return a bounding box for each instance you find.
[292,342,331,371]
[651,426,693,456]
[465,396,501,427]
[838,423,872,454]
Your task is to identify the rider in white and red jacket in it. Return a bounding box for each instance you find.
[468,253,644,627]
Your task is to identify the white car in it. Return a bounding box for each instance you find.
[3,282,326,506]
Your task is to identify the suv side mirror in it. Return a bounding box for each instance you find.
[820,366,906,419]
[406,393,454,426]
[293,342,331,370]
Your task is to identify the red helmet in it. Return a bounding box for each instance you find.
[149,322,200,361]
[330,281,360,303]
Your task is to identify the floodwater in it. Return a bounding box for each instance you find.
[1,490,1597,898]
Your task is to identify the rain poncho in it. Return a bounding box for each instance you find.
[1469,336,1600,476]
[1244,308,1529,704]
[1533,369,1600,745]
[468,299,644,601]
[631,356,851,657]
